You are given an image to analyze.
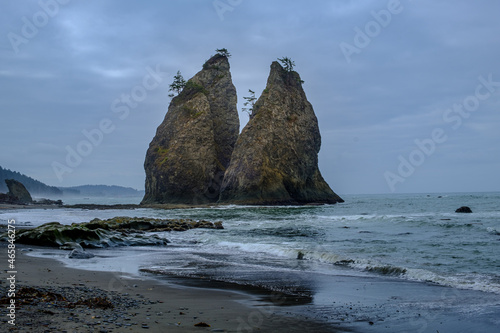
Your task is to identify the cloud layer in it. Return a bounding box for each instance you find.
[1,0,499,194]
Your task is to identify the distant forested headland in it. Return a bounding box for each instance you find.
[0,166,143,198]
[0,165,62,195]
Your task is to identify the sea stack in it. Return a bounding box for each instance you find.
[219,61,343,205]
[142,54,239,205]
[5,179,33,204]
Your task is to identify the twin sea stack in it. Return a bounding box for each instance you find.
[142,54,343,206]
[142,54,239,205]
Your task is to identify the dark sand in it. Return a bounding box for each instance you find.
[0,243,342,332]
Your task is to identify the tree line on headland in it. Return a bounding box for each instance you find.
[0,166,61,196]
[0,166,142,198]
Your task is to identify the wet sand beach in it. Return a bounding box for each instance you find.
[0,243,341,332]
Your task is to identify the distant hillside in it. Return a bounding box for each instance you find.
[0,166,143,198]
[58,185,144,197]
[0,166,62,196]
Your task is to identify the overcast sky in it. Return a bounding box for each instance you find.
[1,0,499,195]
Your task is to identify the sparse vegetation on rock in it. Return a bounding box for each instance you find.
[242,89,256,118]
[215,48,231,58]
[168,70,186,98]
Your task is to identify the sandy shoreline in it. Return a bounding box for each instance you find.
[2,204,499,332]
[0,243,342,333]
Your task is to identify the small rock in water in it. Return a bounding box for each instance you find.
[455,206,472,213]
[68,249,95,259]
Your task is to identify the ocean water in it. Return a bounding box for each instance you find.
[3,192,500,331]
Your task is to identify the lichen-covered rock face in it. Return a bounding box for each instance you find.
[142,54,239,205]
[219,62,343,205]
[5,179,32,204]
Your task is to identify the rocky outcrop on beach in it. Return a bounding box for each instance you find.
[13,221,168,248]
[142,53,239,205]
[219,61,343,205]
[3,179,33,204]
[68,248,96,259]
[58,241,95,259]
[0,179,64,206]
[7,217,223,248]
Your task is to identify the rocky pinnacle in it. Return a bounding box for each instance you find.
[219,61,343,205]
[142,54,239,205]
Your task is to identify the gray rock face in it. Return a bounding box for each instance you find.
[456,206,472,213]
[5,179,32,204]
[68,249,95,259]
[219,61,343,205]
[142,54,239,205]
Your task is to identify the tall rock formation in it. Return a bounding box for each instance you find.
[5,179,33,204]
[142,54,239,205]
[219,61,343,205]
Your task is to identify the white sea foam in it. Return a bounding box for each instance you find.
[486,227,500,235]
[212,238,500,294]
[5,192,500,297]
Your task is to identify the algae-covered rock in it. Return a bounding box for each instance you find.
[12,221,165,248]
[219,61,343,205]
[142,53,239,205]
[83,216,223,232]
[15,222,101,248]
[13,222,168,248]
[8,217,223,248]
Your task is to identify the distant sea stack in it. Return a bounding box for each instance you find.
[219,61,343,205]
[5,179,33,204]
[142,54,239,205]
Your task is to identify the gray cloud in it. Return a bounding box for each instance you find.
[1,0,499,194]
